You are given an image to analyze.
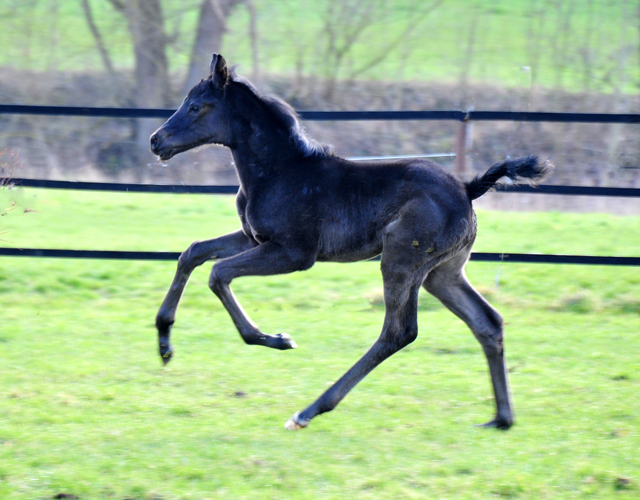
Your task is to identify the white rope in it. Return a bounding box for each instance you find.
[347,153,456,161]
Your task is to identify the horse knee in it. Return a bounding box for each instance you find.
[208,265,228,294]
[178,240,204,270]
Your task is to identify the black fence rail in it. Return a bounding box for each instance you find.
[1,104,639,266]
[2,104,640,123]
[1,248,639,266]
[7,177,640,197]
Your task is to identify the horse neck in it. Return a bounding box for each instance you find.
[228,117,301,193]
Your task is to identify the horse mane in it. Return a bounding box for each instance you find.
[229,70,333,158]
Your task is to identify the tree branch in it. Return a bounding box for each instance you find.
[209,0,229,32]
[104,0,125,13]
[347,0,445,80]
[81,0,115,75]
[244,0,259,80]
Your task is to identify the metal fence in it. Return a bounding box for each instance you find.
[1,104,639,266]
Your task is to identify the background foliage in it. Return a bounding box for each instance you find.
[1,0,639,92]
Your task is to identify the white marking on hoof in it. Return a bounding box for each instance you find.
[278,333,297,349]
[284,412,306,431]
[284,418,302,431]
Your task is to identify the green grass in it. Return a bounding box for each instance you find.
[1,188,639,499]
[0,0,638,92]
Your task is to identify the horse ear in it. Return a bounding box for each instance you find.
[210,53,229,88]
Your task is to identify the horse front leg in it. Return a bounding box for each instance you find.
[208,241,316,350]
[156,229,256,364]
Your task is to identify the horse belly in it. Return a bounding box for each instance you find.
[317,219,383,263]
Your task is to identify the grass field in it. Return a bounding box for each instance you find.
[0,0,637,92]
[1,188,639,499]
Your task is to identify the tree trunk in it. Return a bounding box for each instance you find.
[82,0,116,76]
[184,0,242,93]
[122,0,171,154]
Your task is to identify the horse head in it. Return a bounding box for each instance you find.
[150,54,234,161]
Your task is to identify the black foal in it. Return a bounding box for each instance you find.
[150,53,552,431]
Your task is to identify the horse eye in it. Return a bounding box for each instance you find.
[189,104,201,113]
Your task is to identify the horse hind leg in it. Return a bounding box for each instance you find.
[284,200,466,430]
[285,247,431,430]
[423,250,514,429]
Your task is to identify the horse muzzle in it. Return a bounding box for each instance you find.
[150,131,177,161]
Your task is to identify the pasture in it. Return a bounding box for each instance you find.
[0,188,639,498]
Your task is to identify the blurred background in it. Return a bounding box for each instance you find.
[0,0,639,212]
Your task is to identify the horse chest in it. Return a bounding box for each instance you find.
[241,210,269,243]
[241,196,314,244]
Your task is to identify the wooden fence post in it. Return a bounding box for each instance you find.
[455,109,474,178]
[455,118,467,176]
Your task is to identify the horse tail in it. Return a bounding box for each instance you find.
[465,155,554,201]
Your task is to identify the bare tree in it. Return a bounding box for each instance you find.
[547,0,577,90]
[318,0,444,99]
[638,1,640,87]
[579,0,595,90]
[458,5,480,106]
[106,0,171,154]
[525,0,545,88]
[605,0,634,186]
[81,0,116,76]
[183,0,259,93]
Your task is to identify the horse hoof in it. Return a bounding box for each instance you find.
[276,333,298,350]
[159,344,174,365]
[284,412,307,431]
[475,416,513,430]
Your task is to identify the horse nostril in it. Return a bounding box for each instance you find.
[150,134,159,150]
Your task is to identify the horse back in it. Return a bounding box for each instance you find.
[313,157,473,262]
